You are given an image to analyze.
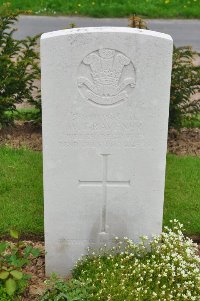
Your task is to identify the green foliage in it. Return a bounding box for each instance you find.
[0,3,41,128]
[0,230,40,297]
[0,286,13,301]
[73,221,200,301]
[1,0,200,18]
[40,274,92,301]
[182,114,200,128]
[4,107,41,123]
[129,15,200,129]
[169,46,200,128]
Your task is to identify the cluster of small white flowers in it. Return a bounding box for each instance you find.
[73,220,200,300]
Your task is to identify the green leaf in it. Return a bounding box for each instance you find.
[31,248,40,257]
[0,242,8,253]
[0,271,9,280]
[5,278,17,296]
[9,229,19,239]
[10,270,23,280]
[24,245,33,257]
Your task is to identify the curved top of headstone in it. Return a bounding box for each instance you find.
[41,27,173,42]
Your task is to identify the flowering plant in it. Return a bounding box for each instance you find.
[73,220,200,300]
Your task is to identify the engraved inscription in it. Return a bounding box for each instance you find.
[78,48,136,106]
[61,112,144,148]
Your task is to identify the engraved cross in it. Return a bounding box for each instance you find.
[79,154,130,234]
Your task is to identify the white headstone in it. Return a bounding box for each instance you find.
[41,27,173,276]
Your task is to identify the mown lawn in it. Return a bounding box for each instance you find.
[164,154,200,235]
[0,147,43,235]
[0,0,200,18]
[0,147,199,236]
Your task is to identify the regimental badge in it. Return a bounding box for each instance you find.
[78,48,136,106]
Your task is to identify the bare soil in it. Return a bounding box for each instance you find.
[168,128,200,156]
[21,241,46,301]
[0,123,200,156]
[0,122,42,151]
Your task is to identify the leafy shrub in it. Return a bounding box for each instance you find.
[170,46,200,128]
[0,3,41,128]
[0,230,40,297]
[40,274,92,301]
[128,15,200,129]
[73,220,200,301]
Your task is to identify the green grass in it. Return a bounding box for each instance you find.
[164,154,200,235]
[182,115,200,128]
[0,148,199,237]
[14,108,40,121]
[0,0,200,18]
[5,108,40,122]
[0,147,43,235]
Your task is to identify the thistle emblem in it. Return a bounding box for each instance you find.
[78,48,136,106]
